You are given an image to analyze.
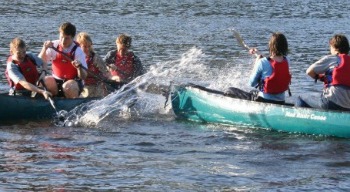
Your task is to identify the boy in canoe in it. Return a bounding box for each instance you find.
[5,37,52,99]
[39,22,87,98]
[104,34,144,85]
[226,32,291,104]
[76,32,110,97]
[297,34,350,111]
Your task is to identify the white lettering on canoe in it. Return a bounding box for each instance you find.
[310,114,327,121]
[285,112,326,121]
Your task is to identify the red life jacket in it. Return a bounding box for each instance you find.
[110,52,134,81]
[52,44,78,80]
[329,54,350,87]
[84,52,102,85]
[262,57,291,94]
[5,55,39,90]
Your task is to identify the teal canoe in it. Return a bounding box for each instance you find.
[0,93,97,123]
[171,84,350,138]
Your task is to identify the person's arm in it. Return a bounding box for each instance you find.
[73,48,88,80]
[17,80,52,99]
[103,50,121,81]
[306,55,338,79]
[28,53,47,73]
[132,55,144,78]
[7,63,51,99]
[248,58,264,88]
[103,50,117,70]
[39,41,53,64]
[73,61,87,80]
[94,52,109,74]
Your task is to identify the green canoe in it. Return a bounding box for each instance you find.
[171,84,350,138]
[0,93,97,123]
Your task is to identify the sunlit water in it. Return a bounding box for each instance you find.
[0,0,350,191]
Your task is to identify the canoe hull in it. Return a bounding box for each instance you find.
[0,94,96,122]
[171,84,350,138]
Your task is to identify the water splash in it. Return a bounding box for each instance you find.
[61,47,210,127]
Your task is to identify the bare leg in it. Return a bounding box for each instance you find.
[43,76,58,96]
[62,80,80,98]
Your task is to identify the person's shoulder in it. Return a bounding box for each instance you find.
[323,54,337,59]
[6,60,19,72]
[92,51,104,62]
[104,49,117,60]
[318,54,338,63]
[26,52,37,59]
[26,52,43,65]
[258,57,269,66]
[106,49,117,55]
[73,42,83,51]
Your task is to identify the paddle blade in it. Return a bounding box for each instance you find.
[48,97,57,111]
[232,29,250,51]
[53,110,68,126]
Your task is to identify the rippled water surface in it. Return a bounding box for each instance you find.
[1,0,350,191]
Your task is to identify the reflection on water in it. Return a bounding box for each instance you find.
[0,0,350,191]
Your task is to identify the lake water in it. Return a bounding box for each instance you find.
[0,0,350,191]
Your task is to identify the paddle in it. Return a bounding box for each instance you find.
[31,70,47,98]
[39,79,67,122]
[49,46,124,91]
[231,28,261,58]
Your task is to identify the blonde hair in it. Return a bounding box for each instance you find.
[76,32,93,51]
[10,37,26,51]
[116,34,132,49]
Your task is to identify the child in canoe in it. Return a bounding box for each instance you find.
[226,32,291,105]
[76,32,110,98]
[103,34,144,84]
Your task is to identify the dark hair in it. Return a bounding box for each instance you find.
[59,22,76,37]
[269,32,288,56]
[329,34,350,54]
[116,34,132,49]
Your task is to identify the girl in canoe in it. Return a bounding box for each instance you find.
[103,34,144,85]
[226,32,291,104]
[5,37,52,99]
[76,32,110,98]
[296,34,350,111]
